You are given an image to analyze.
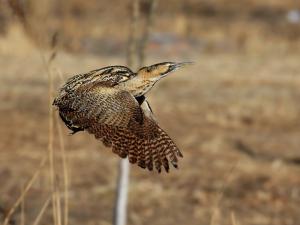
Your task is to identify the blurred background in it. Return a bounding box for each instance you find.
[1,0,300,225]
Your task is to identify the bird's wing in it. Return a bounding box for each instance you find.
[58,66,135,97]
[54,83,183,172]
[55,82,142,128]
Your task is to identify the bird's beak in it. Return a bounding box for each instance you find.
[170,61,194,71]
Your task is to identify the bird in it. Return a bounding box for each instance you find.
[53,62,191,172]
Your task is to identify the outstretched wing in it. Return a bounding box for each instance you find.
[54,82,183,172]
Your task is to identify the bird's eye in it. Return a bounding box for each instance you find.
[119,76,128,82]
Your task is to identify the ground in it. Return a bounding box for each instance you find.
[0,24,300,225]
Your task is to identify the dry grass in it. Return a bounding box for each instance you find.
[2,0,300,54]
[2,156,47,225]
[0,23,70,225]
[1,27,300,224]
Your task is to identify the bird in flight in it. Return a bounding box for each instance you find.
[53,62,191,172]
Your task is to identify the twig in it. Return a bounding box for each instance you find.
[32,197,51,225]
[56,114,69,225]
[20,184,25,225]
[47,63,58,225]
[54,182,62,225]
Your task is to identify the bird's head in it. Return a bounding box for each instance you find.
[137,62,193,81]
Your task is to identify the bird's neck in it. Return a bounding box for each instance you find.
[116,75,159,97]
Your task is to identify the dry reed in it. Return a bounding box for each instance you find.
[32,197,51,225]
[5,3,69,223]
[2,156,47,225]
[56,114,69,225]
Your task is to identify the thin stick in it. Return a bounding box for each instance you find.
[20,184,25,225]
[46,59,58,225]
[41,32,59,225]
[56,114,69,225]
[32,197,51,225]
[55,184,62,225]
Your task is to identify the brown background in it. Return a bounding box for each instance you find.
[0,0,300,225]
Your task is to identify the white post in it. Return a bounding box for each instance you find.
[113,159,130,225]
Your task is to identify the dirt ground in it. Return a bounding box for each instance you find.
[1,21,300,225]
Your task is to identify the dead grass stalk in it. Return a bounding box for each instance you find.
[2,156,47,225]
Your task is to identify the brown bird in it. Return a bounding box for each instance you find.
[53,62,191,172]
